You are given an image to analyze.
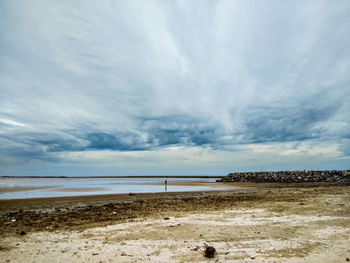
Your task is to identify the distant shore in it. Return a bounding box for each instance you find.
[0,175,223,179]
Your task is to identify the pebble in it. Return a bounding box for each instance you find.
[218,170,350,183]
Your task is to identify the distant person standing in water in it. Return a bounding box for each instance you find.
[165,179,167,192]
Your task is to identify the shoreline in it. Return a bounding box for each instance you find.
[0,180,239,201]
[0,181,346,208]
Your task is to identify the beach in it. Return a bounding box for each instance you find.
[1,183,349,262]
[2,1,349,262]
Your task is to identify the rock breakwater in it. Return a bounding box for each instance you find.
[218,170,350,183]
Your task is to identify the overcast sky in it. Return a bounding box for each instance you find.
[0,0,349,176]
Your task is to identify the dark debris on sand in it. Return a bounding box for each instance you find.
[204,245,216,258]
[1,185,348,236]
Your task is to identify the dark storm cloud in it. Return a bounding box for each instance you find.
[1,97,343,162]
[138,115,219,147]
[85,132,148,151]
[241,101,340,143]
[0,116,217,158]
[0,114,225,160]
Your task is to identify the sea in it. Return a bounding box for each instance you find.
[0,176,229,199]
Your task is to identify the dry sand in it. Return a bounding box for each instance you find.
[0,183,349,262]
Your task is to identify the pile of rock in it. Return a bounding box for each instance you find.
[218,170,350,183]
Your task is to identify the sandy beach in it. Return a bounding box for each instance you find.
[0,183,349,262]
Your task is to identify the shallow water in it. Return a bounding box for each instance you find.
[0,177,229,199]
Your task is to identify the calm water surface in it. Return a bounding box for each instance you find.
[0,177,230,199]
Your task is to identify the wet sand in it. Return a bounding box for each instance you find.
[47,187,109,193]
[0,187,57,194]
[0,183,349,262]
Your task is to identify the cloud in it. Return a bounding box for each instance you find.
[339,139,350,156]
[0,0,350,173]
[241,96,341,143]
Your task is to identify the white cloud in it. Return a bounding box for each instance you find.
[0,0,350,175]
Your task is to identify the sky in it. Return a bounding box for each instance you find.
[0,0,349,176]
